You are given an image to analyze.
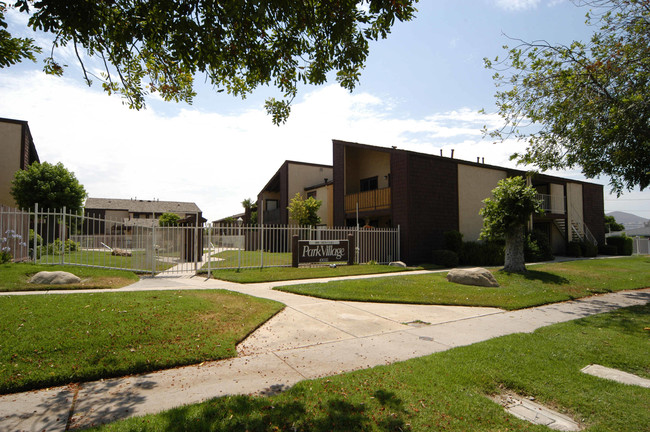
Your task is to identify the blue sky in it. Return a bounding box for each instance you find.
[1,0,649,222]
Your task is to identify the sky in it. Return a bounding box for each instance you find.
[1,0,649,222]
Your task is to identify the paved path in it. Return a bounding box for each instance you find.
[1,273,649,431]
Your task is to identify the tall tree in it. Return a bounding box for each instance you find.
[3,0,417,124]
[11,161,87,212]
[484,0,650,194]
[480,176,543,273]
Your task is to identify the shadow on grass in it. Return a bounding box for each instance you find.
[120,389,410,432]
[518,270,570,285]
[571,303,650,335]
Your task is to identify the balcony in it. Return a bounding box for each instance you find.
[536,193,566,214]
[345,187,391,213]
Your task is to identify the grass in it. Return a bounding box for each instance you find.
[0,290,283,394]
[37,250,174,272]
[207,263,422,283]
[203,249,293,269]
[0,263,140,292]
[90,303,650,432]
[276,256,650,310]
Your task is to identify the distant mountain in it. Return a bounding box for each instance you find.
[606,211,649,229]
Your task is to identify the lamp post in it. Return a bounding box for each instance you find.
[237,217,243,270]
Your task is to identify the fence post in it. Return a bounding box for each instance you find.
[194,213,199,274]
[60,206,66,264]
[151,224,156,277]
[32,203,38,262]
[397,225,401,262]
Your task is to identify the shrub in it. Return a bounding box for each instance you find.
[432,249,459,268]
[582,241,598,258]
[44,238,80,255]
[598,244,618,255]
[567,241,583,257]
[524,229,554,262]
[606,235,633,256]
[460,241,504,266]
[443,230,463,254]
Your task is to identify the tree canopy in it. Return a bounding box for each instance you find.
[158,212,180,227]
[604,214,625,232]
[11,161,87,212]
[480,176,543,273]
[485,0,650,195]
[2,0,417,124]
[288,193,322,226]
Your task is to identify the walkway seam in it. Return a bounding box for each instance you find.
[64,384,80,431]
[270,351,308,380]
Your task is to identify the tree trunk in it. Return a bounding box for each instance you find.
[503,224,527,273]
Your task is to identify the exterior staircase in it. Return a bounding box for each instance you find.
[553,218,598,245]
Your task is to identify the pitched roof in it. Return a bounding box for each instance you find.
[85,197,201,214]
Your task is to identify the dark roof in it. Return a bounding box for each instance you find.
[85,197,201,213]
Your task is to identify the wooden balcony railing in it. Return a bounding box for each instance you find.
[345,187,391,213]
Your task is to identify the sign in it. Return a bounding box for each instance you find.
[292,235,355,267]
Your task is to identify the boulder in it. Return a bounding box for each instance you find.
[389,261,407,268]
[446,267,499,287]
[111,248,132,257]
[29,271,81,285]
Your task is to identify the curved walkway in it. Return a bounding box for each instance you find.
[1,273,649,431]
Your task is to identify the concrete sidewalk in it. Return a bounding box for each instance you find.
[1,275,649,431]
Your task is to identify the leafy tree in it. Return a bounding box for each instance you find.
[241,198,257,225]
[0,2,40,67]
[604,214,625,232]
[484,0,650,194]
[11,161,87,212]
[4,0,417,124]
[480,177,543,273]
[288,193,322,226]
[159,212,180,227]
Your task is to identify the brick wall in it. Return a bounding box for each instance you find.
[404,153,459,264]
[582,183,605,245]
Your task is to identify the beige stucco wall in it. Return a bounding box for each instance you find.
[306,184,333,226]
[458,165,507,241]
[0,122,23,207]
[567,182,583,234]
[550,183,565,213]
[344,147,390,194]
[288,164,333,201]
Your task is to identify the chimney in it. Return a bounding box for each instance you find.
[477,157,480,163]
[482,157,485,164]
[451,149,454,158]
[440,149,443,156]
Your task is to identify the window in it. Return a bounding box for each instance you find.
[307,191,317,199]
[360,176,378,192]
[266,199,279,211]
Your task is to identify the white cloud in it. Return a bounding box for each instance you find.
[494,0,541,11]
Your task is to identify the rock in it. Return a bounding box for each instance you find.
[389,261,407,268]
[446,267,499,287]
[29,271,81,285]
[111,248,132,257]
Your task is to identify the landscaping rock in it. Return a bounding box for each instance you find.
[389,261,407,268]
[111,248,132,257]
[29,271,81,285]
[446,267,499,287]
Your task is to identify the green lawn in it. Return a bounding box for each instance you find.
[37,250,174,272]
[91,303,650,432]
[0,263,140,292]
[276,256,650,310]
[203,249,293,269]
[0,290,283,394]
[207,263,422,283]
